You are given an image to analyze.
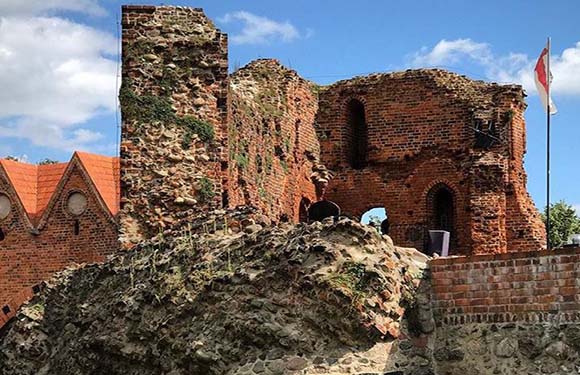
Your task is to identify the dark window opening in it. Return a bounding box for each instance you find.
[346,99,368,169]
[2,305,10,315]
[426,184,456,255]
[221,191,229,208]
[0,227,4,241]
[308,200,341,223]
[216,96,227,110]
[74,220,80,236]
[299,197,311,223]
[474,119,499,149]
[433,188,454,233]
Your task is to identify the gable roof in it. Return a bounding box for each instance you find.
[75,152,120,215]
[0,152,120,224]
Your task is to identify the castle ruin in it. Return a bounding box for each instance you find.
[119,5,545,255]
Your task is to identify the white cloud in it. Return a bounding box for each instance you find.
[0,15,117,151]
[0,0,106,17]
[412,39,580,96]
[219,11,300,45]
[412,39,492,66]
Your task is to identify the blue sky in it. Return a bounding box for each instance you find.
[0,0,579,212]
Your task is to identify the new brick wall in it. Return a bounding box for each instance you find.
[430,247,580,325]
[0,164,118,324]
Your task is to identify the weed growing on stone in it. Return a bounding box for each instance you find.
[198,177,215,204]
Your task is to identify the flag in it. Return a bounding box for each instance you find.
[534,44,557,115]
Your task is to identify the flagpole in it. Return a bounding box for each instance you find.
[546,37,551,250]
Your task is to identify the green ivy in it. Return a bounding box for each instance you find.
[179,117,215,148]
[198,177,215,204]
[120,83,214,146]
[235,153,249,170]
[119,83,175,124]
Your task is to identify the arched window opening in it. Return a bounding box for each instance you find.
[346,99,368,169]
[0,227,5,241]
[298,197,311,223]
[73,220,80,236]
[361,207,389,234]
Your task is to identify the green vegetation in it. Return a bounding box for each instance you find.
[37,159,59,165]
[119,82,175,124]
[198,177,215,204]
[265,154,273,173]
[326,262,373,307]
[234,153,249,170]
[280,159,289,173]
[119,82,214,145]
[180,117,215,148]
[542,200,580,248]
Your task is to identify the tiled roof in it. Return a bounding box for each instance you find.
[0,160,40,216]
[75,152,120,215]
[36,163,69,216]
[0,152,120,222]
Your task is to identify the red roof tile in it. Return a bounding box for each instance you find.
[36,163,68,216]
[0,152,120,221]
[0,159,42,217]
[75,152,120,215]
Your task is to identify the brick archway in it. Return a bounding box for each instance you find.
[426,182,457,252]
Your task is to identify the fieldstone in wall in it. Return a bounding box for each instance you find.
[0,217,436,375]
[434,322,580,375]
[120,6,228,246]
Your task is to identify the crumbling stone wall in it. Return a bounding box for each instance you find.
[120,7,326,243]
[120,6,543,255]
[120,5,228,246]
[316,70,545,255]
[227,59,323,222]
[0,164,118,326]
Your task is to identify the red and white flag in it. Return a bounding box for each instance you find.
[534,44,557,114]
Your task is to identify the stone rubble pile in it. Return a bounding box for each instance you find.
[0,217,430,375]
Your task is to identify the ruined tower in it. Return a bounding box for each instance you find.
[120,5,544,255]
[316,70,545,254]
[120,6,228,245]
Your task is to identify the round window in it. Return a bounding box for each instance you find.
[67,192,87,216]
[0,194,11,220]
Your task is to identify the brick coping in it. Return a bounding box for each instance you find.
[430,247,580,265]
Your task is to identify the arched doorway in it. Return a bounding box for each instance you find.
[361,207,389,235]
[308,200,341,222]
[346,99,368,169]
[426,183,455,253]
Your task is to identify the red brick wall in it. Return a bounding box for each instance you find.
[227,59,320,222]
[316,70,545,255]
[0,164,118,324]
[430,247,580,325]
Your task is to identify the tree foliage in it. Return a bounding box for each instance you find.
[368,215,382,233]
[542,200,580,248]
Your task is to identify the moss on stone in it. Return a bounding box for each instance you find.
[120,82,214,146]
[179,117,215,148]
